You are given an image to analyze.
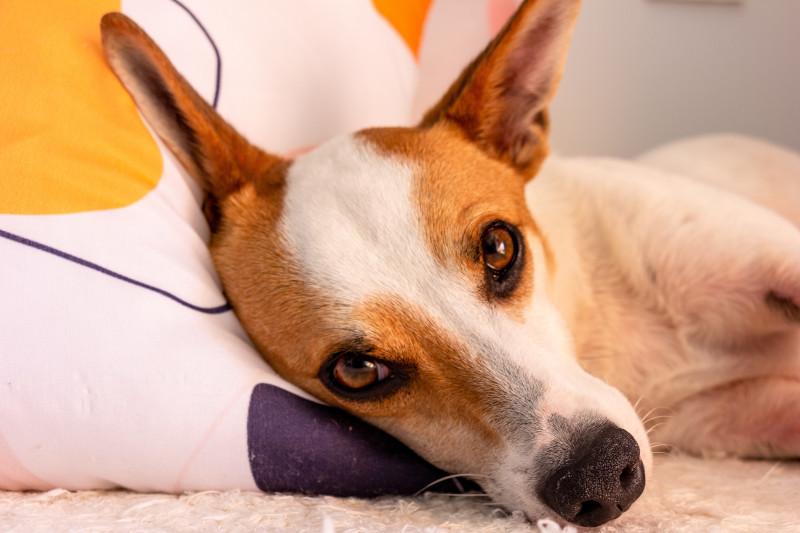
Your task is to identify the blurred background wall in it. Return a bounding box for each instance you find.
[414,0,800,158]
[550,0,800,157]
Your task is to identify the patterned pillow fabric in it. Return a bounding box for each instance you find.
[0,0,509,494]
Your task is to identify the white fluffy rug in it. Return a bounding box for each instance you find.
[2,454,798,532]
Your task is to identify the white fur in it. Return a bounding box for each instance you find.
[281,135,439,306]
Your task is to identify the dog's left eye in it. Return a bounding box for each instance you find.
[480,221,523,297]
[482,225,516,272]
[332,354,391,390]
[320,352,393,395]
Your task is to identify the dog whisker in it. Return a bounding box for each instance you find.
[649,439,674,456]
[643,413,673,420]
[639,405,675,427]
[643,414,673,426]
[645,422,671,437]
[632,396,645,413]
[413,473,489,497]
[638,405,662,422]
[433,492,493,499]
[756,462,782,484]
[479,501,510,513]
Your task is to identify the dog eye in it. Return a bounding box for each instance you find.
[320,349,412,400]
[480,221,524,298]
[331,353,391,390]
[482,226,516,272]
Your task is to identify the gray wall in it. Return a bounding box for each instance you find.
[550,0,800,157]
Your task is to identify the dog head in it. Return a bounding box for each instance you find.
[102,0,650,526]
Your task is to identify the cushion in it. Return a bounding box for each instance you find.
[0,0,502,495]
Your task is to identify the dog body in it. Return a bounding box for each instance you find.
[531,137,800,460]
[100,0,800,527]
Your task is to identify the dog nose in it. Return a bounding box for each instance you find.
[540,425,645,527]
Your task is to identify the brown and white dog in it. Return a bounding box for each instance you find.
[100,0,800,527]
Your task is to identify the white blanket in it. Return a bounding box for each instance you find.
[2,455,798,532]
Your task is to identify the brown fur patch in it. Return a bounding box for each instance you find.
[345,295,504,472]
[208,160,346,402]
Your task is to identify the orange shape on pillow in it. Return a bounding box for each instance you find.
[372,0,433,59]
[0,0,162,215]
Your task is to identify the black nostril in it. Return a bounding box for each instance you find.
[540,425,646,528]
[620,462,639,489]
[578,500,601,516]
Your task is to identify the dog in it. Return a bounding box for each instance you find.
[100,0,800,527]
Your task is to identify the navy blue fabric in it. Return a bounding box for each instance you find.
[247,384,474,497]
[0,228,231,314]
[167,0,222,108]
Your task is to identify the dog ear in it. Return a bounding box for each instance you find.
[100,12,283,228]
[420,0,581,180]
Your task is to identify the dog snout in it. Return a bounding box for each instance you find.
[540,425,645,527]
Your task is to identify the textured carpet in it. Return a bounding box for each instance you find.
[2,454,798,532]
